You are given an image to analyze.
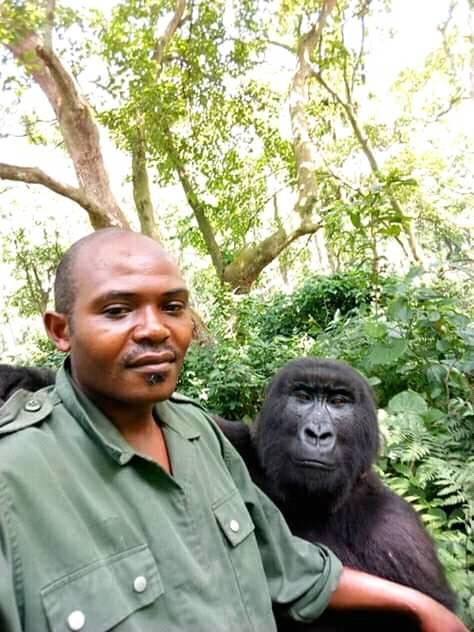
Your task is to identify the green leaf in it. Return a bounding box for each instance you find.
[387,297,412,322]
[367,338,407,367]
[349,211,362,228]
[383,224,402,237]
[367,376,381,386]
[388,390,428,415]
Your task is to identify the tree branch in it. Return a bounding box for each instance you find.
[132,121,161,242]
[0,163,112,227]
[153,0,187,72]
[222,220,323,293]
[312,69,424,263]
[35,44,84,113]
[161,125,224,278]
[267,39,296,54]
[41,0,56,49]
[287,0,337,273]
[289,0,337,218]
[351,14,366,94]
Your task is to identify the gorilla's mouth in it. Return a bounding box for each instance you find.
[292,458,336,471]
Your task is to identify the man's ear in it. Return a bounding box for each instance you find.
[43,311,72,352]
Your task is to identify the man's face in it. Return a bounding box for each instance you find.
[63,234,193,410]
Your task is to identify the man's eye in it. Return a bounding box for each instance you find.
[164,302,186,314]
[103,306,130,318]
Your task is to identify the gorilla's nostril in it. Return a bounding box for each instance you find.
[303,427,318,444]
[320,432,333,442]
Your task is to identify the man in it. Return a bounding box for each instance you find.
[0,229,467,632]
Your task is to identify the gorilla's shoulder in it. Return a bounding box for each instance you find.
[213,416,252,451]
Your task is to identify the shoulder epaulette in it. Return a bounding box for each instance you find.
[0,388,53,437]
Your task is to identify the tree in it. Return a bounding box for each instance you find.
[2,226,64,316]
[0,1,339,291]
[1,1,472,292]
[0,0,129,230]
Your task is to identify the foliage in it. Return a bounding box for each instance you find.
[26,334,65,369]
[249,270,374,340]
[2,1,472,290]
[2,226,65,317]
[379,392,474,627]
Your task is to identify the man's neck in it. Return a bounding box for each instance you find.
[118,415,172,473]
[100,403,172,472]
[70,374,172,472]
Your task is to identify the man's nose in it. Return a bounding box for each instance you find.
[132,307,170,342]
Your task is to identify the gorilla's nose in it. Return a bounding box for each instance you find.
[300,424,336,452]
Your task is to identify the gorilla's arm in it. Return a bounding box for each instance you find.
[360,486,455,610]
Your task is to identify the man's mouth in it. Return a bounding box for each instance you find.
[126,351,176,372]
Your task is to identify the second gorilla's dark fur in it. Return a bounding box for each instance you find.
[0,359,455,631]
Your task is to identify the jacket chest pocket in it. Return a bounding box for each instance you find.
[213,491,274,627]
[213,491,255,548]
[40,545,163,631]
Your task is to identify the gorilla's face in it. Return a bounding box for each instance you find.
[253,358,379,507]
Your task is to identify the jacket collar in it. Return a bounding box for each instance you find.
[55,361,200,466]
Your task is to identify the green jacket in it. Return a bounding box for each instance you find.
[0,365,342,632]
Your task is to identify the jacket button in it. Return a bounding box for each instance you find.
[67,610,85,631]
[133,575,147,593]
[229,519,240,533]
[24,399,41,412]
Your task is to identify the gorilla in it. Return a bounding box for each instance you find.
[218,358,455,632]
[0,359,456,631]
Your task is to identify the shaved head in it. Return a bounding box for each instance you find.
[54,229,171,317]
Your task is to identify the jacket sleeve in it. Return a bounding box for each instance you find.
[219,429,343,623]
[0,481,23,632]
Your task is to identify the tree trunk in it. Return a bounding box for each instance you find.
[287,0,337,271]
[132,122,161,242]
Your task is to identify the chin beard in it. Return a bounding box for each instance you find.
[145,373,165,386]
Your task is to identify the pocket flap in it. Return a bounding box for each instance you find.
[213,492,255,547]
[41,545,163,632]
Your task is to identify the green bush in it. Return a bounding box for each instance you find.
[251,270,374,339]
[180,333,305,420]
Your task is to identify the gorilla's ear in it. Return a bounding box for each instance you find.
[43,311,71,352]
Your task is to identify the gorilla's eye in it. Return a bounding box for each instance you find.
[328,393,350,407]
[293,389,313,402]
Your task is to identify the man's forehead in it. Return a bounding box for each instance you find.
[74,233,185,288]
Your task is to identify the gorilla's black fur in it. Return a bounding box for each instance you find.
[218,358,455,632]
[0,364,55,406]
[0,359,455,631]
